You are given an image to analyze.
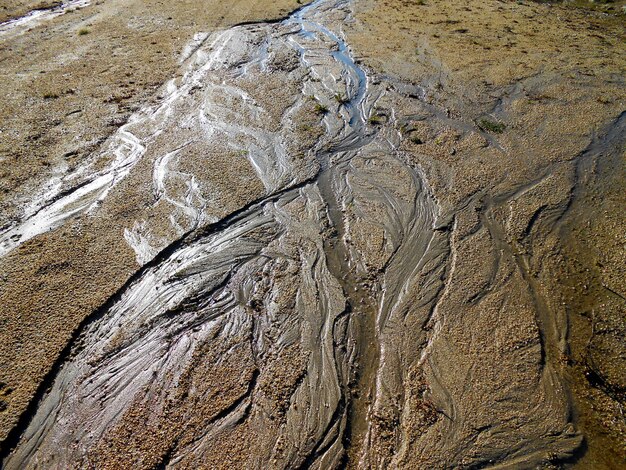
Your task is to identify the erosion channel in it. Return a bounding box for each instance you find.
[1,0,624,468]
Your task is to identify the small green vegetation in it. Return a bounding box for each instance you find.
[530,0,624,15]
[478,118,506,134]
[410,135,424,145]
[314,102,329,115]
[77,28,90,36]
[368,114,385,125]
[334,93,349,105]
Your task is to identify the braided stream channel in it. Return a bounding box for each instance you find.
[3,1,446,467]
[2,0,594,468]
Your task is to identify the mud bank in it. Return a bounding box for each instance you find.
[1,0,625,468]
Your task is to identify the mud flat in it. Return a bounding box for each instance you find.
[1,0,625,468]
[343,0,625,467]
[0,0,311,453]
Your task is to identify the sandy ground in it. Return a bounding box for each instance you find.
[0,0,307,453]
[0,0,306,225]
[0,0,624,468]
[345,0,625,467]
[0,1,62,23]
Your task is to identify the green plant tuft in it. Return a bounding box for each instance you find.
[334,93,349,105]
[368,114,384,125]
[314,102,329,115]
[478,119,506,134]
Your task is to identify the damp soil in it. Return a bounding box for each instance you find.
[0,0,625,468]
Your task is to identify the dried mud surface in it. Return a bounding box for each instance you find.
[0,0,625,469]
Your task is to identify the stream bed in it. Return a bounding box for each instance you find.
[1,0,598,468]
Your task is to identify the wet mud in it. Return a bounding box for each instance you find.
[0,0,624,468]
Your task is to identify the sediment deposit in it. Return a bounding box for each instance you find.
[0,0,624,468]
